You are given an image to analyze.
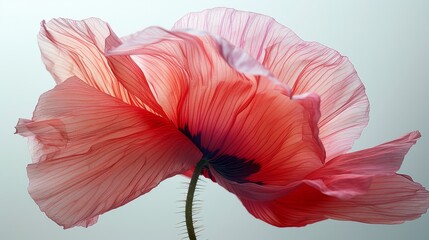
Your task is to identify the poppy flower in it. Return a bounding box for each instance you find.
[16,7,428,231]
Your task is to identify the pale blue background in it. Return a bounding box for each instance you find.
[1,0,428,239]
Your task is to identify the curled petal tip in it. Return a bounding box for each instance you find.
[411,130,422,139]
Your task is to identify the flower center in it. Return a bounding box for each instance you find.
[180,125,261,184]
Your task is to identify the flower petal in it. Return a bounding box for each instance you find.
[209,34,291,95]
[265,42,369,161]
[183,86,324,201]
[239,184,326,227]
[238,132,426,226]
[109,27,264,124]
[173,8,369,161]
[39,18,164,115]
[15,77,201,228]
[314,131,421,176]
[221,92,325,185]
[306,131,421,199]
[173,8,301,63]
[240,175,429,227]
[322,175,429,224]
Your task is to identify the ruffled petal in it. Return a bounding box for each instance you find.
[109,27,274,124]
[322,175,429,224]
[239,131,427,227]
[240,175,429,227]
[109,27,238,123]
[173,8,301,63]
[15,78,201,228]
[306,131,421,199]
[209,33,290,95]
[39,18,164,115]
[321,131,421,174]
[173,8,369,161]
[265,42,369,161]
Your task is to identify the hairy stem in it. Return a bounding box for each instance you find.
[186,158,208,240]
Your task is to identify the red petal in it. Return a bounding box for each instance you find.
[39,18,164,115]
[195,89,324,200]
[109,27,267,124]
[240,175,429,227]
[225,92,324,185]
[15,78,201,228]
[173,8,369,161]
[239,184,327,227]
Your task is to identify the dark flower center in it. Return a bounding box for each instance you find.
[180,125,261,184]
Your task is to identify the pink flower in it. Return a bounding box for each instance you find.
[16,8,429,229]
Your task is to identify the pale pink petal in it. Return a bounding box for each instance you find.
[173,8,369,161]
[173,8,301,62]
[173,7,297,95]
[301,131,422,199]
[265,42,369,161]
[39,18,164,115]
[322,175,429,223]
[314,131,421,177]
[240,175,429,227]
[209,34,291,95]
[15,77,201,228]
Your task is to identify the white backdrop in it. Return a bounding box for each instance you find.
[1,0,428,239]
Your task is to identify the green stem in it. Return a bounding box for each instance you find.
[186,158,208,240]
